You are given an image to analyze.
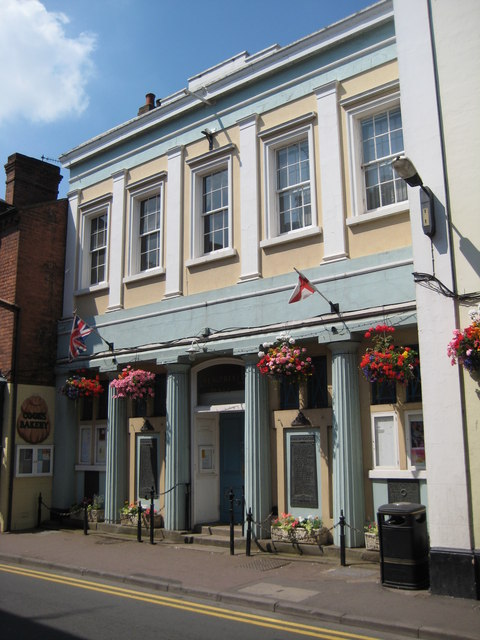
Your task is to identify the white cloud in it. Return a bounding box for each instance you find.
[0,0,96,124]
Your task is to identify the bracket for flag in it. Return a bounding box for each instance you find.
[293,268,340,315]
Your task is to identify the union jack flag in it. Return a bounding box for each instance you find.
[69,314,93,360]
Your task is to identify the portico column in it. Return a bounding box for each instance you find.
[329,341,365,547]
[164,364,190,530]
[52,374,78,509]
[104,384,127,523]
[244,356,271,538]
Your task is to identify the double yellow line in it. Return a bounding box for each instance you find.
[0,563,379,640]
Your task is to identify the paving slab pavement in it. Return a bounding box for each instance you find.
[0,528,479,640]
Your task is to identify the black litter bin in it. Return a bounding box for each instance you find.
[377,502,429,590]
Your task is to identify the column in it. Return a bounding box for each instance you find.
[108,169,126,312]
[104,383,127,523]
[244,356,271,538]
[164,146,184,299]
[164,364,190,530]
[329,341,365,547]
[315,81,347,262]
[52,374,78,509]
[238,114,260,282]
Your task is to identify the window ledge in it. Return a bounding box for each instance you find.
[347,204,408,227]
[75,465,107,471]
[74,283,109,296]
[368,469,427,480]
[124,268,165,284]
[260,225,322,249]
[186,247,237,268]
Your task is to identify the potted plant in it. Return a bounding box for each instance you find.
[110,366,155,400]
[257,332,314,381]
[447,305,480,381]
[61,370,104,400]
[271,513,330,545]
[120,502,139,525]
[364,522,379,551]
[142,507,163,529]
[360,325,419,384]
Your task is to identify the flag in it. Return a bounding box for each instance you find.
[288,272,316,303]
[69,314,93,360]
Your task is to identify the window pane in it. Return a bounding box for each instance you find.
[361,106,406,211]
[276,140,311,233]
[19,449,33,474]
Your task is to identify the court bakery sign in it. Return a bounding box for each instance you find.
[17,395,51,443]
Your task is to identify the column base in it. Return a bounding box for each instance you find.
[429,547,479,599]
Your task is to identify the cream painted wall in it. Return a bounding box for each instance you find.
[11,384,56,531]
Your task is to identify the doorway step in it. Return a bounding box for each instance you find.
[183,524,246,550]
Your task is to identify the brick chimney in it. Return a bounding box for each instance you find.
[4,153,62,207]
[137,93,156,116]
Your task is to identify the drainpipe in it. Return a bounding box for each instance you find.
[0,298,20,532]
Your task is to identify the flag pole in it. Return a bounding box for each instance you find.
[293,267,340,315]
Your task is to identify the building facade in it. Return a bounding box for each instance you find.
[56,0,424,549]
[0,154,68,532]
[394,0,480,599]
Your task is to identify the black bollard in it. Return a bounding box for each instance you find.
[37,493,42,528]
[229,488,235,555]
[137,501,143,543]
[149,487,155,545]
[339,510,346,566]
[83,499,88,536]
[246,508,252,557]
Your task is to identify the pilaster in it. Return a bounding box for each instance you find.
[104,384,127,522]
[243,355,271,538]
[164,146,184,299]
[329,341,365,546]
[52,375,78,509]
[164,364,191,529]
[108,169,127,311]
[238,114,260,281]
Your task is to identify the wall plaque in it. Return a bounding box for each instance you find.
[388,480,420,504]
[290,434,318,509]
[138,437,158,499]
[17,395,50,444]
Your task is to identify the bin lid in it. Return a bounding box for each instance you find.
[378,502,426,515]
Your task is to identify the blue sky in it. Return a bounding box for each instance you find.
[0,0,372,198]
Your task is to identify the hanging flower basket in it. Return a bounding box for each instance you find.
[360,325,419,384]
[447,305,480,379]
[257,332,314,382]
[60,371,104,400]
[110,366,155,400]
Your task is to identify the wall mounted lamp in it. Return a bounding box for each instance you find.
[186,338,206,361]
[392,155,435,237]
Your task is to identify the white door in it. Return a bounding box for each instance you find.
[136,434,161,512]
[193,413,219,525]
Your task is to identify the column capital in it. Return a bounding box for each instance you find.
[328,340,360,355]
[165,363,191,375]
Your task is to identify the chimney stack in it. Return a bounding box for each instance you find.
[4,153,62,207]
[137,93,156,116]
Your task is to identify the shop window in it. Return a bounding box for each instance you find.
[371,380,397,405]
[280,356,328,409]
[16,445,53,477]
[405,411,426,469]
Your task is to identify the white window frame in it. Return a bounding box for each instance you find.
[77,422,107,469]
[371,411,399,470]
[187,152,235,267]
[16,445,53,477]
[261,120,319,248]
[404,410,426,470]
[77,196,111,293]
[126,176,165,282]
[346,91,408,224]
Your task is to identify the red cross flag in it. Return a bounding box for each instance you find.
[288,272,316,303]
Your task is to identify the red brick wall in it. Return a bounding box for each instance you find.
[0,214,20,376]
[4,153,62,207]
[14,200,68,386]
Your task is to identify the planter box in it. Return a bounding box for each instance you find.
[120,513,163,528]
[365,532,380,551]
[271,526,331,546]
[88,509,104,523]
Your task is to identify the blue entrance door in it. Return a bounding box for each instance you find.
[220,413,244,524]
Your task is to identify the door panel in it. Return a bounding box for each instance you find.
[220,413,244,523]
[193,414,219,525]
